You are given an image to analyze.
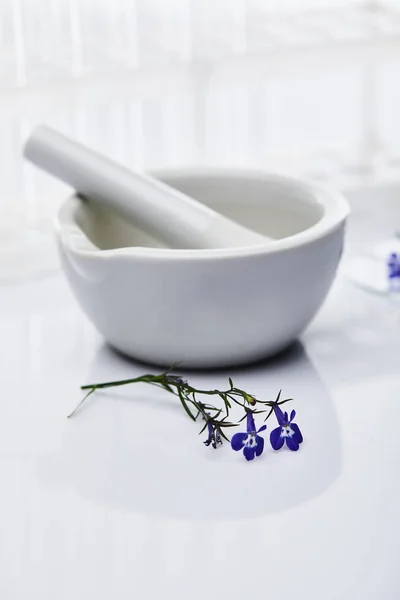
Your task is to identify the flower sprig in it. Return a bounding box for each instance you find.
[69,367,303,461]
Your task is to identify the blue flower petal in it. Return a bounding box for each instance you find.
[243,444,257,461]
[291,423,303,444]
[270,426,284,450]
[273,404,285,426]
[286,435,299,451]
[257,424,267,434]
[231,432,248,451]
[255,435,265,457]
[290,409,296,422]
[246,412,256,434]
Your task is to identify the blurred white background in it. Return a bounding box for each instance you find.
[2,0,400,279]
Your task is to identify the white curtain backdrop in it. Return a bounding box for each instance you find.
[1,0,400,231]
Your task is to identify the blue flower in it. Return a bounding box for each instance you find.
[203,421,223,449]
[231,412,267,461]
[166,375,188,386]
[270,405,303,451]
[388,253,400,281]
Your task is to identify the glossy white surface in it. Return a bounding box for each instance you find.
[56,170,347,367]
[1,223,400,597]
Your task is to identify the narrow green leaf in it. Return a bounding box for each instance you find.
[163,383,175,393]
[277,398,293,406]
[198,422,208,435]
[177,388,196,421]
[68,387,96,418]
[219,429,231,442]
[264,407,274,422]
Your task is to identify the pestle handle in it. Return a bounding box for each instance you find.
[24,125,268,250]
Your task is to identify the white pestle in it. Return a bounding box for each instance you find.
[23,125,271,250]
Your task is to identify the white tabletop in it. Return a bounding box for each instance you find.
[0,186,399,599]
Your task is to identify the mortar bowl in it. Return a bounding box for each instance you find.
[56,169,349,368]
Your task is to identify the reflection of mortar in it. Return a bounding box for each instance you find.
[56,169,348,368]
[37,343,341,520]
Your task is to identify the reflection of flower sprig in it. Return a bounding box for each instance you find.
[69,368,303,461]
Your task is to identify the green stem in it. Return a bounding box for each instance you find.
[80,375,158,391]
[73,373,292,420]
[82,378,244,401]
